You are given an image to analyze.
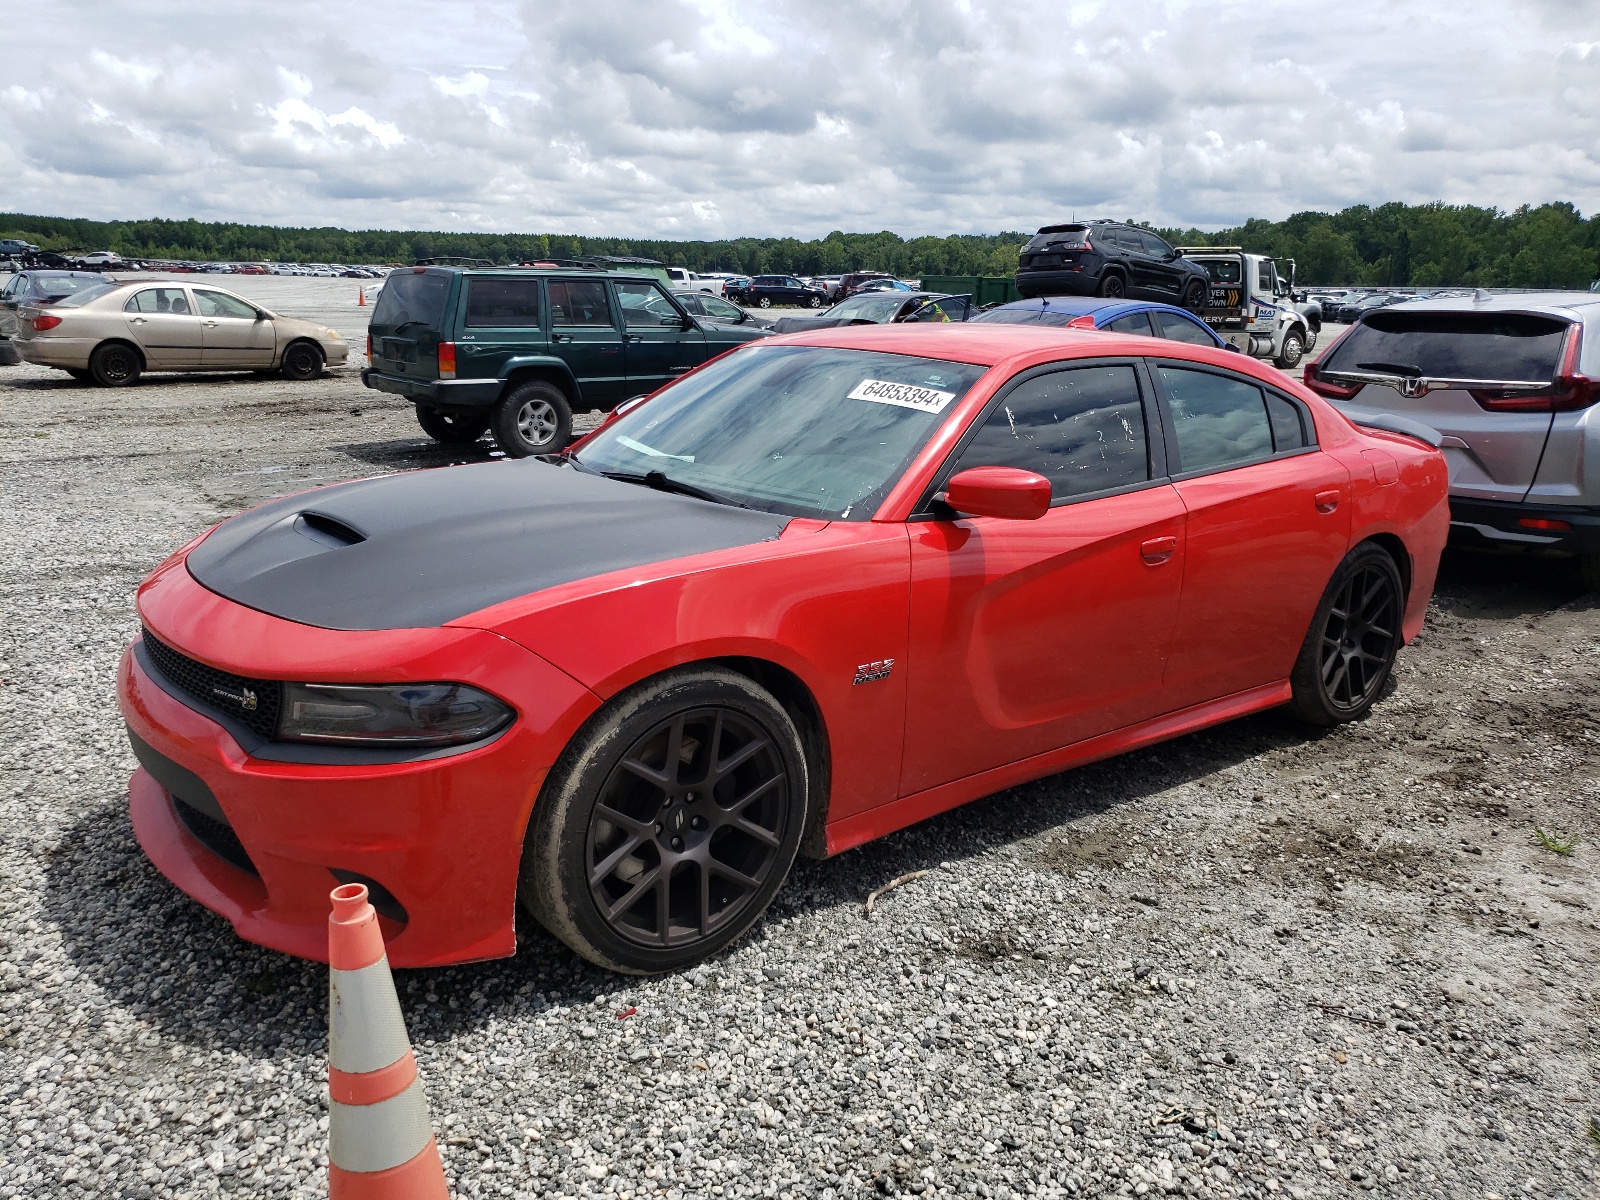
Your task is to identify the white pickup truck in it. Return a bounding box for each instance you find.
[665,268,726,298]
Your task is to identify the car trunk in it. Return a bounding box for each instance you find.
[1313,310,1571,504]
[367,268,454,379]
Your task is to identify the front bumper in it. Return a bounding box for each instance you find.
[1014,268,1100,299]
[118,556,601,966]
[1448,496,1600,557]
[361,368,503,407]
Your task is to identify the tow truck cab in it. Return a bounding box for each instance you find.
[1178,247,1317,370]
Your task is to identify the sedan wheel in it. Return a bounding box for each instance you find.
[280,341,324,381]
[1286,543,1403,725]
[521,668,809,973]
[88,341,142,387]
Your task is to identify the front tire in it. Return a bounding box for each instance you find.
[807,295,822,308]
[1097,273,1126,300]
[280,340,324,381]
[416,406,490,444]
[490,380,571,457]
[88,341,142,387]
[521,667,809,973]
[1285,543,1404,726]
[1275,329,1306,369]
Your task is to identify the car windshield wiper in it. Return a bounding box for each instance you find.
[389,319,431,334]
[1354,362,1423,376]
[602,470,747,509]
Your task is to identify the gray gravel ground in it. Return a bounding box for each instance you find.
[0,281,1596,1200]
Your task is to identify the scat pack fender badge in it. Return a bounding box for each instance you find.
[852,658,895,685]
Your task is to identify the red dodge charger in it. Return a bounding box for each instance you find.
[118,324,1449,973]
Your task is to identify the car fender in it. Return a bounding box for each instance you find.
[499,355,581,403]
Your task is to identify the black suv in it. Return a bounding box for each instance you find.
[1015,220,1209,310]
[362,266,770,456]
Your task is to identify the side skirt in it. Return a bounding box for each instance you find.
[824,680,1292,856]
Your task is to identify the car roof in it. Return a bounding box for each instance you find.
[985,296,1213,325]
[1372,291,1600,319]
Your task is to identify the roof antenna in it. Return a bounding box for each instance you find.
[1473,288,1492,302]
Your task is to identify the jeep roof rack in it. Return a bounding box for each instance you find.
[413,256,495,267]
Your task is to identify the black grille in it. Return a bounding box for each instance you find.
[141,629,282,740]
[173,797,260,876]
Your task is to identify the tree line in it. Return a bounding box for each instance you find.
[4,201,1596,287]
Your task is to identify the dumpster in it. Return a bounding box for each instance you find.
[919,275,1020,308]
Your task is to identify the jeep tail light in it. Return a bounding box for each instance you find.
[1067,314,1097,330]
[437,341,456,379]
[31,313,62,331]
[365,333,372,361]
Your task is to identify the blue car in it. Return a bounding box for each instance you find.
[972,296,1234,350]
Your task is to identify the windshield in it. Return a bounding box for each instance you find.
[826,294,906,321]
[1320,311,1571,382]
[371,270,450,332]
[972,306,1077,328]
[54,283,120,308]
[574,345,989,520]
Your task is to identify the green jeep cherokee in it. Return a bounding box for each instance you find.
[361,266,771,456]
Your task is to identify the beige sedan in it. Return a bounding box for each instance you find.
[13,280,349,385]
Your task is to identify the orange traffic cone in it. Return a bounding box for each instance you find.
[358,288,367,306]
[327,883,449,1199]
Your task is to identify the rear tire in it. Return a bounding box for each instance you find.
[0,340,21,367]
[416,406,489,444]
[1181,280,1206,313]
[280,340,324,381]
[491,380,571,457]
[1285,543,1404,726]
[64,368,92,383]
[1097,273,1126,300]
[520,667,809,974]
[758,296,772,309]
[88,341,142,387]
[1579,554,1600,594]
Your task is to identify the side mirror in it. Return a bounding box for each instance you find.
[943,466,1051,520]
[1225,342,1243,353]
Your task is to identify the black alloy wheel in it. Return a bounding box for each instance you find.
[415,406,490,444]
[1098,273,1126,300]
[88,341,142,387]
[280,340,324,381]
[521,667,809,973]
[1286,543,1404,726]
[1182,280,1207,313]
[585,707,788,949]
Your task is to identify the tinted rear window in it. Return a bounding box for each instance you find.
[972,307,1076,327]
[1025,227,1090,252]
[1321,311,1571,383]
[371,270,450,332]
[466,278,541,327]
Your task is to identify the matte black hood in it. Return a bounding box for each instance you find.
[186,460,790,631]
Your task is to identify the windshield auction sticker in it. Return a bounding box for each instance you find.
[847,379,956,413]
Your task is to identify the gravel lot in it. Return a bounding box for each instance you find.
[0,280,1596,1200]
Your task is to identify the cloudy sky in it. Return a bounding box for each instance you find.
[3,0,1598,238]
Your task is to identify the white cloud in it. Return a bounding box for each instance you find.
[0,0,1595,236]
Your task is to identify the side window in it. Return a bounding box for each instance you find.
[465,278,541,327]
[1153,311,1216,346]
[1,276,17,299]
[1139,230,1173,258]
[1112,228,1143,252]
[1158,366,1273,473]
[614,281,682,327]
[1265,392,1310,450]
[548,279,612,327]
[193,290,258,319]
[1257,262,1277,293]
[1107,313,1154,336]
[125,288,191,315]
[952,365,1150,502]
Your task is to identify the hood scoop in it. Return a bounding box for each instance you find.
[185,459,790,631]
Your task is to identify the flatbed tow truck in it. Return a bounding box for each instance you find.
[1176,246,1320,369]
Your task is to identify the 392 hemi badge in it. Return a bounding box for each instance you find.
[853,658,895,685]
[211,684,259,712]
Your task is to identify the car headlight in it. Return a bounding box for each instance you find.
[325,328,344,340]
[278,682,513,747]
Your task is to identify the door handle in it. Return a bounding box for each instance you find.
[130,317,147,324]
[1139,536,1178,565]
[623,334,643,343]
[1314,489,1341,514]
[202,320,219,327]
[551,333,573,344]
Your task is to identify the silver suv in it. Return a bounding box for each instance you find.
[1304,292,1600,589]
